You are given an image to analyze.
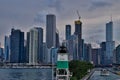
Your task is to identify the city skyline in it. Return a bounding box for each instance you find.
[0,1,120,80]
[0,0,120,47]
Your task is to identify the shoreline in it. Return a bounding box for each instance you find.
[0,63,56,69]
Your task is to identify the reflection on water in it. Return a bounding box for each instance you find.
[0,68,52,80]
[89,71,120,80]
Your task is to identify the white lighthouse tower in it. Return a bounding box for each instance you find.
[56,45,71,80]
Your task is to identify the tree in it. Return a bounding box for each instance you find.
[69,60,93,80]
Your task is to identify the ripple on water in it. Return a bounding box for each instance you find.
[89,71,120,80]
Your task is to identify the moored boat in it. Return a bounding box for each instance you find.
[100,69,109,76]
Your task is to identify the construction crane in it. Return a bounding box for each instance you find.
[77,10,81,20]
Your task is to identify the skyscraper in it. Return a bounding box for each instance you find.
[29,28,38,64]
[37,28,43,63]
[43,43,48,64]
[4,36,10,62]
[105,21,115,65]
[46,14,56,48]
[74,20,82,38]
[50,47,58,64]
[67,35,77,61]
[0,47,3,62]
[84,44,92,62]
[56,30,60,48]
[65,25,71,40]
[91,48,101,66]
[100,42,106,65]
[26,32,30,63]
[10,28,24,63]
[74,20,83,60]
[116,45,120,64]
[29,27,43,64]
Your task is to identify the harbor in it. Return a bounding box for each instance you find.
[81,68,120,80]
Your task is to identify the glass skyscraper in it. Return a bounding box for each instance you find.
[65,25,71,40]
[37,27,43,63]
[56,31,60,48]
[26,32,30,63]
[74,20,83,60]
[0,47,3,61]
[116,45,120,64]
[100,42,106,65]
[4,36,10,62]
[10,28,24,63]
[105,21,115,65]
[46,14,56,48]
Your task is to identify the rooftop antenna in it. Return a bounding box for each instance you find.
[76,10,81,20]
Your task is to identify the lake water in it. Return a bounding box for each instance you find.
[89,71,120,80]
[0,68,52,80]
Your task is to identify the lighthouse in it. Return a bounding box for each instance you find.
[56,45,71,80]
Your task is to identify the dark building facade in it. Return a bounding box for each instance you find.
[65,25,71,40]
[92,48,101,66]
[74,20,83,60]
[56,31,60,48]
[116,45,120,64]
[26,32,30,63]
[4,36,10,62]
[10,28,25,63]
[46,14,56,48]
[100,42,106,65]
[84,44,92,62]
[0,47,4,62]
[37,27,43,63]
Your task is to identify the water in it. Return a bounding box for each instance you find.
[0,68,52,80]
[89,71,120,80]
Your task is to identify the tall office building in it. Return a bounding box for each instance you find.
[43,43,48,64]
[105,21,115,65]
[50,47,58,64]
[46,14,56,48]
[74,20,83,60]
[29,27,43,64]
[56,31,60,48]
[29,28,38,64]
[65,25,71,40]
[67,35,77,60]
[4,36,10,62]
[10,28,24,63]
[81,39,84,61]
[92,48,101,66]
[116,45,120,64]
[26,32,30,63]
[74,20,82,38]
[84,44,92,62]
[100,42,106,65]
[0,47,3,62]
[37,28,43,63]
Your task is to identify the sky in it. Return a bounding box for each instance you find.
[0,0,120,48]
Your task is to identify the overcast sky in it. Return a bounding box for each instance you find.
[0,0,120,47]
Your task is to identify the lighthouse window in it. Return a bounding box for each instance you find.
[57,69,67,75]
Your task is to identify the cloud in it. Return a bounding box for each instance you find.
[34,12,46,25]
[88,0,112,11]
[0,0,120,47]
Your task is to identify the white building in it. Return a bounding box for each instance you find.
[29,28,38,65]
